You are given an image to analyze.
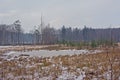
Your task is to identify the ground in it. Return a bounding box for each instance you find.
[0,45,120,80]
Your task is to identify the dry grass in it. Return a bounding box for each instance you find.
[0,47,120,80]
[0,45,52,54]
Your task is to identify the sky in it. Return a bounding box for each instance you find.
[0,0,120,32]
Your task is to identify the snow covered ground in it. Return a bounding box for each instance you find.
[0,49,102,59]
[0,46,13,48]
[0,47,120,80]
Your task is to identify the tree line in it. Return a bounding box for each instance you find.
[0,20,120,45]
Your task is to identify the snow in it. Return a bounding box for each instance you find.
[76,70,86,80]
[39,76,53,80]
[57,69,86,80]
[4,51,16,56]
[103,71,112,80]
[0,49,102,59]
[57,71,76,80]
[0,46,13,48]
[0,50,119,80]
[0,47,108,80]
[76,75,84,80]
[7,73,14,79]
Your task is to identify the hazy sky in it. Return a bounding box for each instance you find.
[0,0,120,32]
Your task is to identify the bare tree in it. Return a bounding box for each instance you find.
[34,29,40,45]
[13,20,22,45]
[42,24,57,44]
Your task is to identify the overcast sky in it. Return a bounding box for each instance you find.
[0,0,120,32]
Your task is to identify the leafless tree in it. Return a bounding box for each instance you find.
[13,20,23,45]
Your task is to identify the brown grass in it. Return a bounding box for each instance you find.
[0,47,120,80]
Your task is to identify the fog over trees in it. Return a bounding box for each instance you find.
[0,20,120,45]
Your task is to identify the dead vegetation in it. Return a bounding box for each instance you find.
[0,45,55,54]
[0,47,120,80]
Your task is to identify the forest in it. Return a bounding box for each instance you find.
[0,20,120,46]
